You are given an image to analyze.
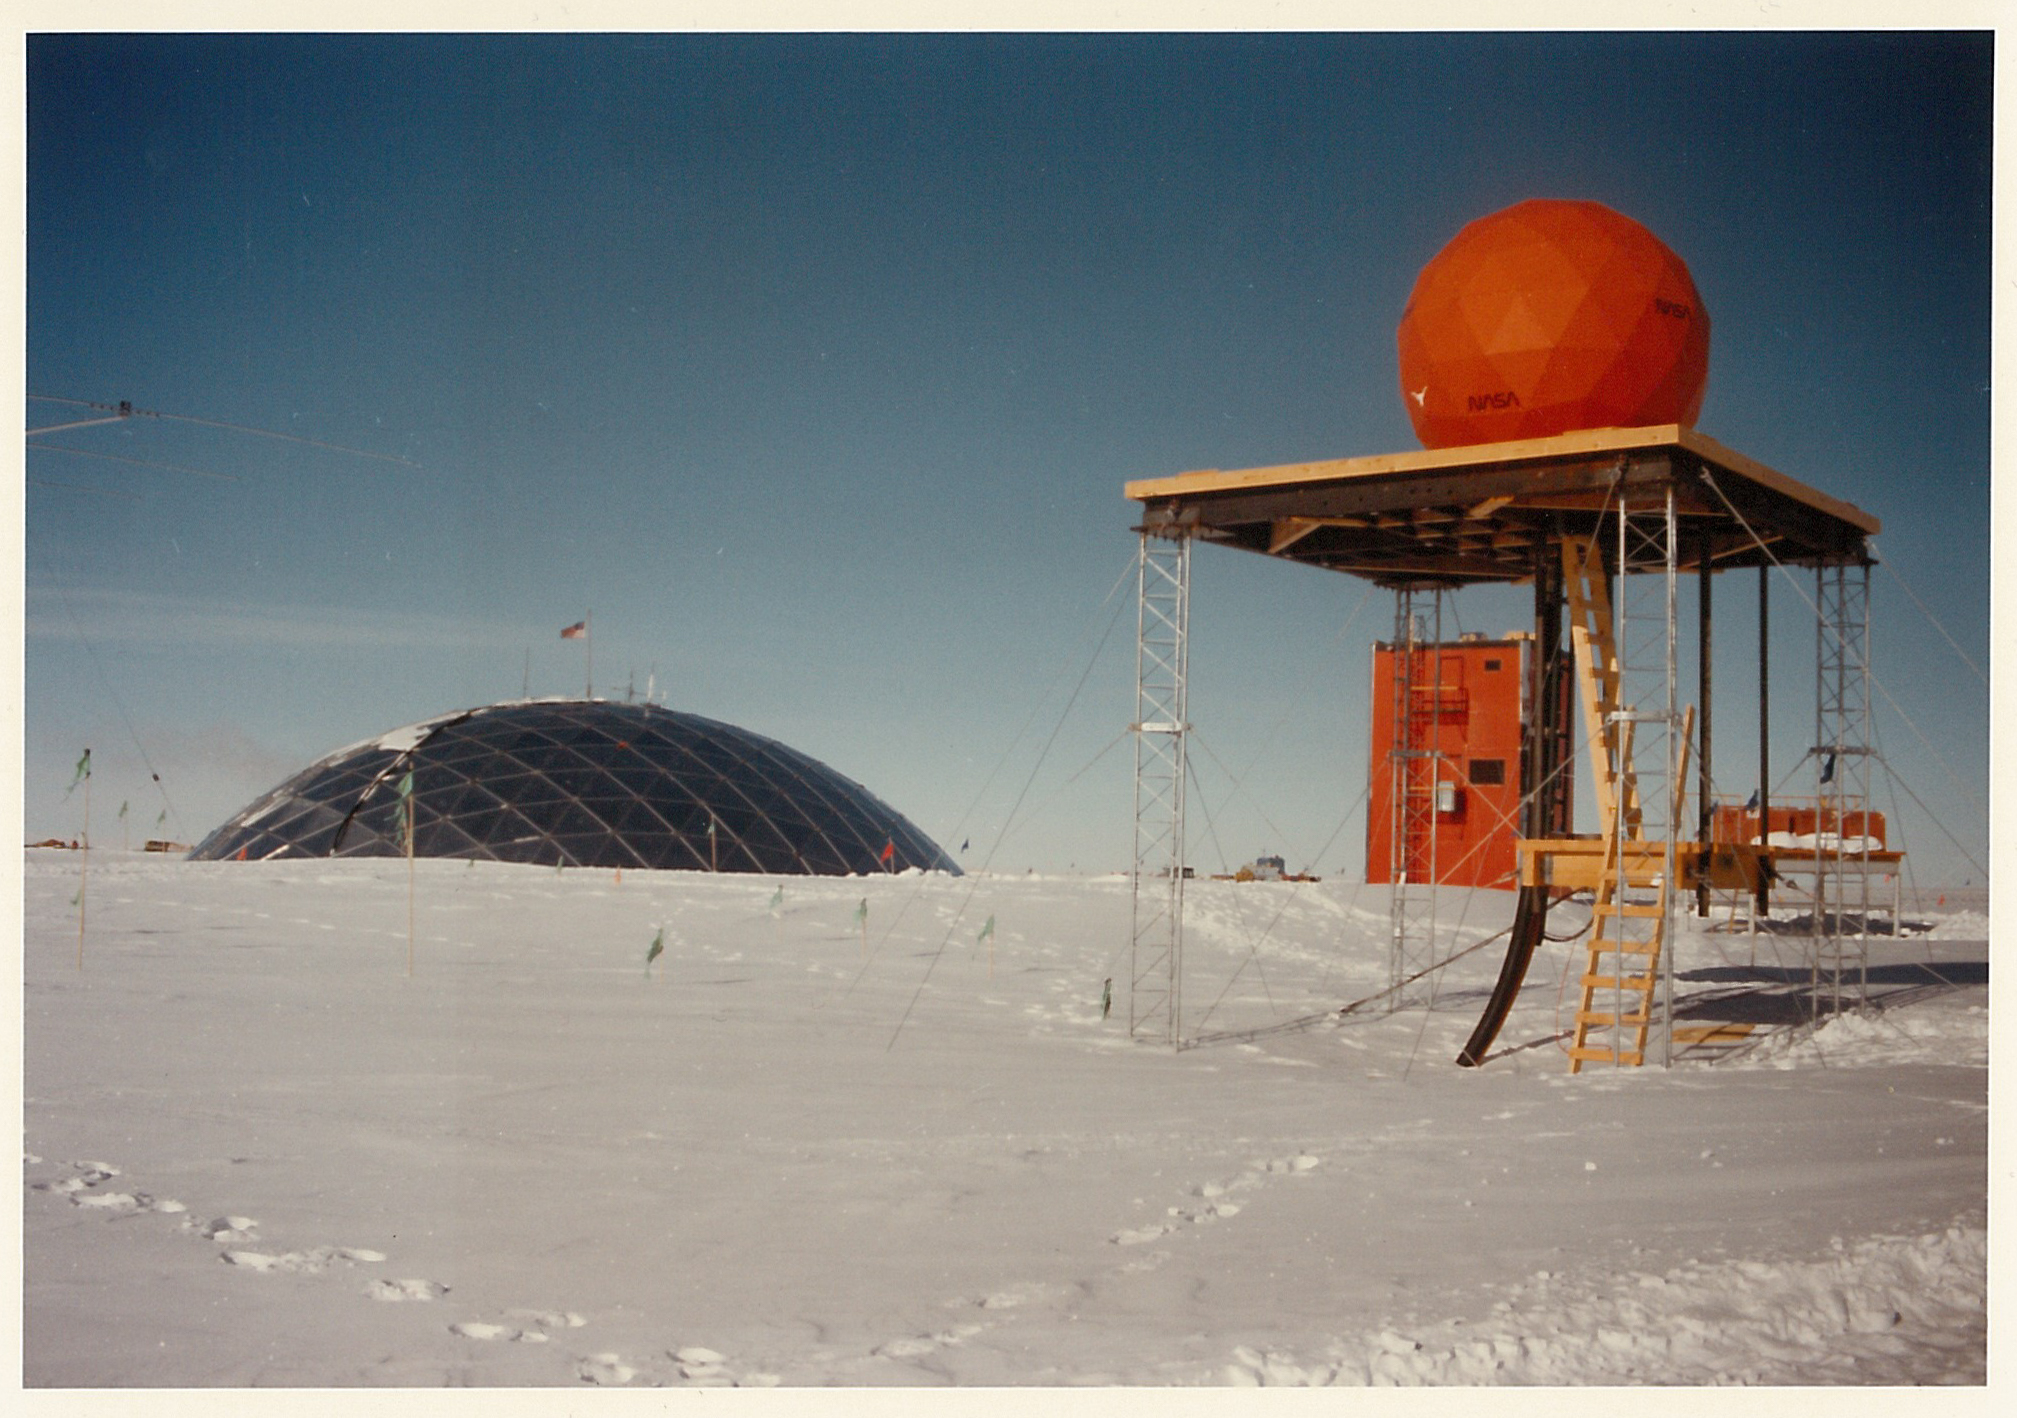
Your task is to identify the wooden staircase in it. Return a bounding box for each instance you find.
[1560,538,1693,1072]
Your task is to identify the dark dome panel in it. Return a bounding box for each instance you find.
[190,700,960,876]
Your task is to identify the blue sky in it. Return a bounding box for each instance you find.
[22,30,1993,884]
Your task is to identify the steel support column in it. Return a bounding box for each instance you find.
[1130,530,1190,1045]
[1811,560,1873,1020]
[1387,585,1447,1010]
[1757,566,1771,920]
[1608,487,1682,1067]
[1696,530,1713,918]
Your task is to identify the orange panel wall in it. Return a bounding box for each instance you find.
[1366,638,1529,890]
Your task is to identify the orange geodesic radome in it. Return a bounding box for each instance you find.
[1396,199,1710,449]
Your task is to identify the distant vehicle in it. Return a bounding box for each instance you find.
[1216,853,1320,883]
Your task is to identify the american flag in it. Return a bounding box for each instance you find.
[560,620,587,639]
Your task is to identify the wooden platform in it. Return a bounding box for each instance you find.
[1514,837,1774,893]
[1126,424,1879,588]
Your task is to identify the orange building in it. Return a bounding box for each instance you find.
[1366,634,1569,890]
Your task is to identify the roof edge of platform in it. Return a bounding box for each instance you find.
[1124,424,1880,538]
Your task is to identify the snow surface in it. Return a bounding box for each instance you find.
[18,851,1989,1391]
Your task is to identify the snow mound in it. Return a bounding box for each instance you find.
[1921,910,1988,941]
[1226,1220,1986,1386]
[1736,1003,1988,1070]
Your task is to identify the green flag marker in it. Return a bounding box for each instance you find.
[646,926,665,974]
[1101,977,1112,1019]
[66,749,91,796]
[853,898,868,927]
[118,800,128,820]
[977,914,995,943]
[768,884,784,913]
[394,771,415,852]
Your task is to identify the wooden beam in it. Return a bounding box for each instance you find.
[1124,424,1698,501]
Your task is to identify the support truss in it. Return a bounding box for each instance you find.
[1811,560,1874,1019]
[1130,530,1190,1044]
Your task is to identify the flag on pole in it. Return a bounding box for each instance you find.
[66,748,91,797]
[977,915,995,944]
[118,800,128,820]
[853,898,868,928]
[646,926,664,973]
[961,838,970,853]
[561,620,588,639]
[879,839,895,866]
[1101,977,1113,1019]
[395,770,415,852]
[768,884,784,914]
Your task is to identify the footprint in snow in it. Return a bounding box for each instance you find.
[973,1281,1064,1310]
[510,1307,588,1331]
[1114,1248,1172,1275]
[1111,1222,1174,1246]
[367,1278,448,1302]
[73,1190,149,1212]
[874,1324,984,1361]
[451,1321,548,1343]
[575,1352,637,1385]
[222,1246,383,1275]
[452,1310,584,1343]
[30,1160,187,1216]
[1251,1153,1322,1176]
[659,1343,781,1387]
[670,1344,733,1383]
[197,1216,261,1242]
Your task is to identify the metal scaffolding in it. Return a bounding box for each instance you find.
[1123,427,1886,1071]
[1130,530,1190,1044]
[1599,487,1682,1066]
[1386,586,1447,1009]
[1810,560,1874,1019]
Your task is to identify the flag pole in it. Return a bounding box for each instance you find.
[78,750,90,971]
[399,765,416,977]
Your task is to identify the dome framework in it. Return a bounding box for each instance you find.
[190,699,959,876]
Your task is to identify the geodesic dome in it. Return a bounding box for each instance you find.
[1396,198,1710,449]
[189,699,960,876]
